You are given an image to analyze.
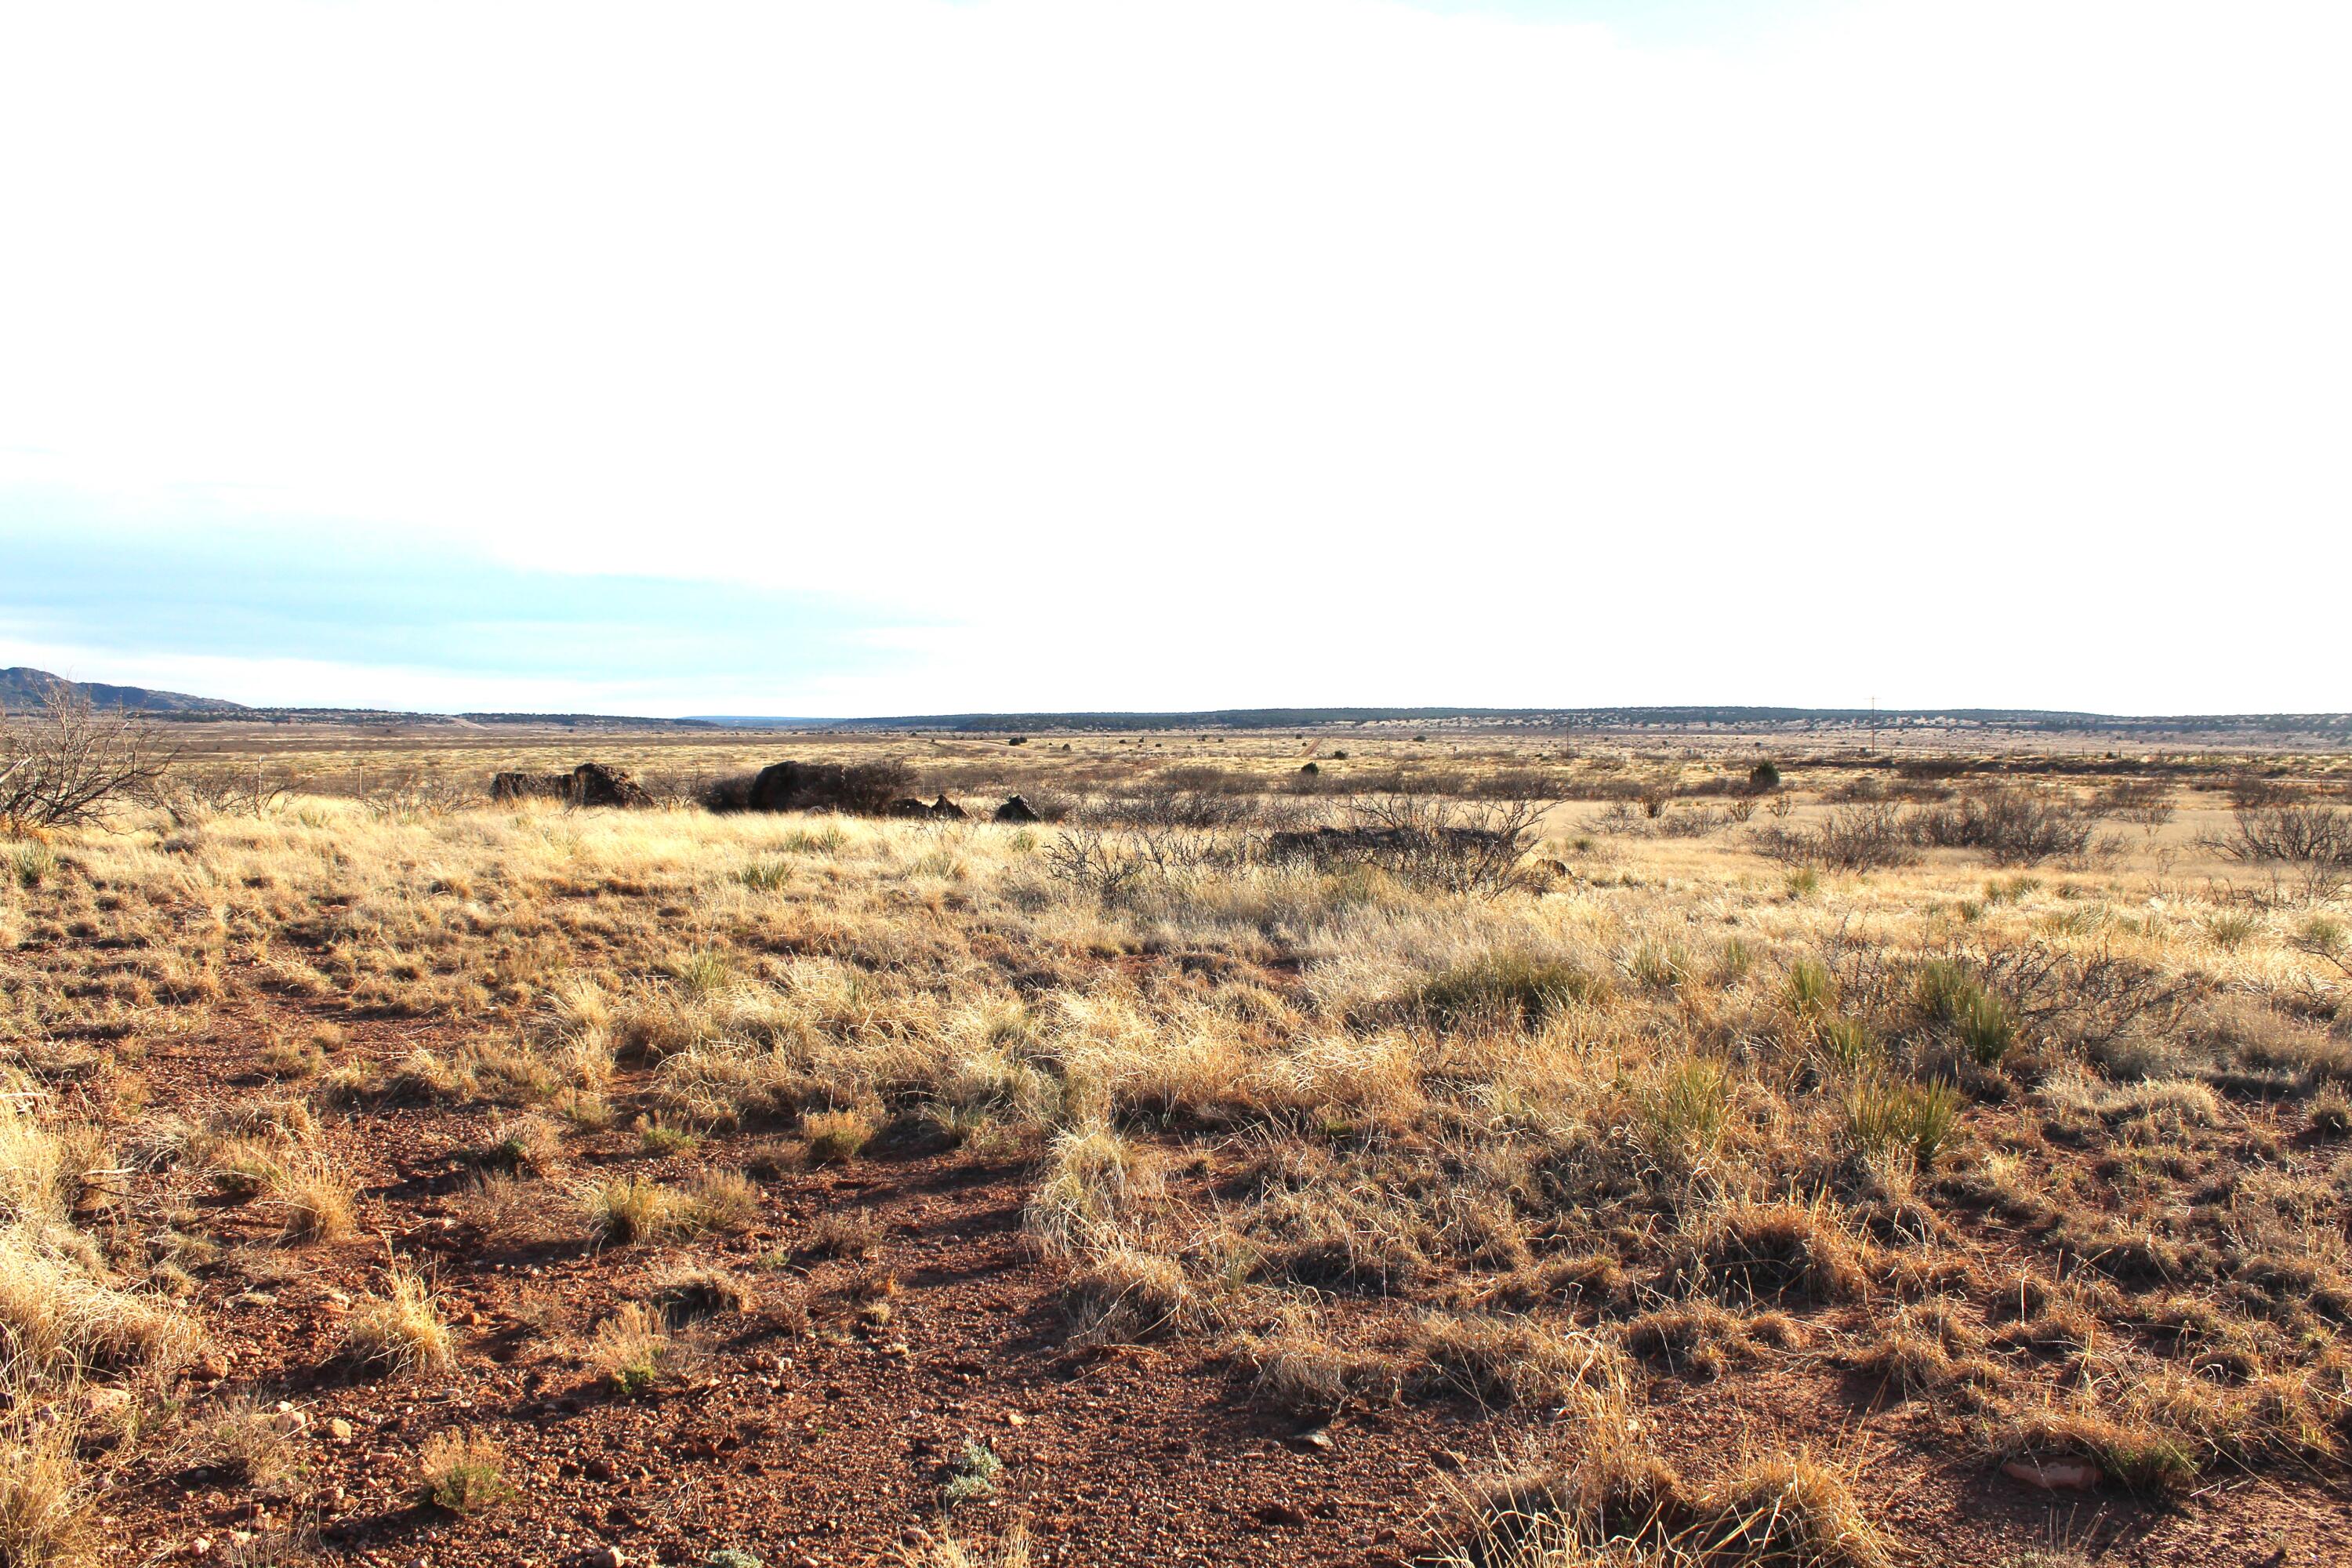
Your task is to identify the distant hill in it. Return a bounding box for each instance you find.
[0,666,250,715]
[0,667,716,728]
[774,706,2352,739]
[10,668,2343,740]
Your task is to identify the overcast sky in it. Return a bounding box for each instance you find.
[2,1,2345,717]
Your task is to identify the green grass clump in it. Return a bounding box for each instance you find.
[1845,1075,1959,1168]
[1785,956,1836,1019]
[1915,960,2016,1065]
[1813,1016,1882,1076]
[736,856,793,892]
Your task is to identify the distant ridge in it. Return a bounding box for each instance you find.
[0,667,713,728]
[755,706,2352,739]
[6,670,2342,739]
[0,666,249,715]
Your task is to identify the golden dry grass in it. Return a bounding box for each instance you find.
[1,731,2349,1559]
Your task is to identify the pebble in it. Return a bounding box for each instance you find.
[326,1418,354,1442]
[79,1386,132,1421]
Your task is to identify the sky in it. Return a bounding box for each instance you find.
[2,0,2346,718]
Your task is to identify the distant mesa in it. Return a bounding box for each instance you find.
[0,666,248,715]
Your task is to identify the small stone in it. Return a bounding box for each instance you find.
[586,1457,617,1483]
[1295,1428,1333,1452]
[588,1549,627,1568]
[194,1351,230,1381]
[1004,1411,1025,1427]
[325,1418,354,1442]
[79,1386,132,1421]
[188,1541,212,1560]
[1256,1501,1310,1528]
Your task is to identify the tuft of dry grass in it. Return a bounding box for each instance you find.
[416,1428,514,1514]
[649,1265,754,1320]
[1688,1200,1866,1308]
[0,1225,199,1377]
[588,1301,674,1398]
[805,1207,884,1260]
[277,1160,357,1244]
[899,1524,1033,1568]
[1063,1247,1192,1344]
[0,1385,86,1568]
[804,1103,884,1164]
[343,1265,452,1377]
[206,1393,304,1489]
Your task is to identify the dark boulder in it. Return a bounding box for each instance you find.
[993,795,1040,823]
[931,795,967,819]
[568,763,650,808]
[490,771,568,803]
[746,759,914,815]
[886,797,934,818]
[491,764,647,807]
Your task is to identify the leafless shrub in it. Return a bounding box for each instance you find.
[149,762,307,826]
[2205,804,2352,866]
[1263,795,1548,896]
[1909,786,2103,866]
[2094,779,2176,833]
[1042,827,1148,900]
[1751,802,1916,872]
[1655,806,1730,839]
[0,685,180,833]
[359,766,476,821]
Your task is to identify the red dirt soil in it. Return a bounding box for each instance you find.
[93,998,2352,1568]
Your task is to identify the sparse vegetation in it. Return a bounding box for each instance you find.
[3,724,2348,1560]
[416,1429,515,1513]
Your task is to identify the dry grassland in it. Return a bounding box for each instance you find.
[1,730,2348,1566]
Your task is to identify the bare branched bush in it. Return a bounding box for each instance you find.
[1909,786,2103,866]
[359,766,476,822]
[149,761,307,826]
[2204,804,2352,902]
[2093,779,2176,834]
[1262,795,1548,895]
[1750,802,1915,872]
[2205,804,2352,866]
[0,685,178,833]
[1042,827,1149,901]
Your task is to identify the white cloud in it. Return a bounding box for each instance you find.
[2,0,2347,713]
